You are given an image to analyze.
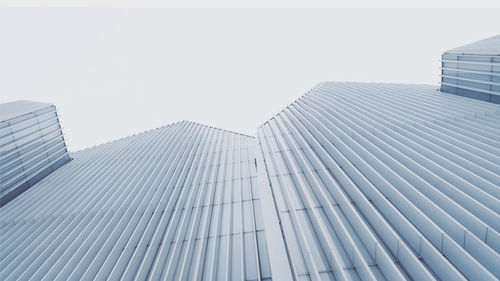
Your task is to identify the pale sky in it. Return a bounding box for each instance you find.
[1,8,499,151]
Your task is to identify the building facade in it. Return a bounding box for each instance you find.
[441,34,500,104]
[0,121,272,281]
[0,101,71,206]
[257,82,500,281]
[1,35,499,281]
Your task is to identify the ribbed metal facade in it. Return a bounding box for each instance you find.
[0,101,70,207]
[441,34,500,104]
[0,121,271,281]
[2,34,500,281]
[257,82,500,281]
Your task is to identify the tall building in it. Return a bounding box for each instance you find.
[1,35,499,281]
[257,82,499,281]
[0,101,71,206]
[0,121,272,281]
[441,34,500,103]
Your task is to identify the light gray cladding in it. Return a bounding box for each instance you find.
[257,82,500,281]
[0,121,272,281]
[446,34,500,56]
[2,80,500,281]
[440,34,500,103]
[0,100,70,206]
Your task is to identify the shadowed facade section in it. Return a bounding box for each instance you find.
[0,100,71,207]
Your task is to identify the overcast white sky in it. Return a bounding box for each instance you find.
[1,8,499,151]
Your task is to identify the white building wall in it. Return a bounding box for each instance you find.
[0,121,272,281]
[257,82,500,281]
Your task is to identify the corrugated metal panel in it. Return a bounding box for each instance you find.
[0,101,71,206]
[0,121,272,281]
[256,82,500,281]
[440,34,500,103]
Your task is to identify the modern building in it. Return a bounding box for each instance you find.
[257,82,499,281]
[0,121,272,281]
[0,101,71,207]
[441,34,500,103]
[1,36,499,281]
